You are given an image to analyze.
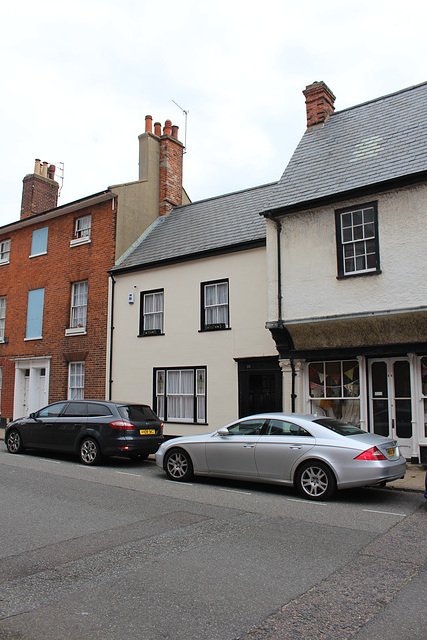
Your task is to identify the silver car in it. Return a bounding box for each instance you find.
[155,413,406,500]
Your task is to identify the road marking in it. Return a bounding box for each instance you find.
[116,472,142,477]
[363,509,405,517]
[40,459,61,464]
[287,498,328,505]
[219,488,252,495]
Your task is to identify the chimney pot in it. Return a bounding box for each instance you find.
[34,159,41,174]
[163,120,172,136]
[41,161,49,177]
[154,122,161,136]
[48,164,56,180]
[145,115,153,133]
[171,125,179,139]
[303,81,336,127]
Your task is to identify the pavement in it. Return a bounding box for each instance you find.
[0,427,425,493]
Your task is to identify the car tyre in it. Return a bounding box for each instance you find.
[6,429,25,454]
[79,437,102,465]
[295,461,336,501]
[164,448,194,482]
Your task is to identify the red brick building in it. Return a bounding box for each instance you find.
[0,117,186,425]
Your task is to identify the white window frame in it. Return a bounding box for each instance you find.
[70,215,92,247]
[0,239,11,264]
[66,281,88,336]
[68,361,85,399]
[0,296,5,341]
[140,290,164,335]
[202,279,229,330]
[154,366,207,423]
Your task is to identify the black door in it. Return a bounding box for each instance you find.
[238,358,282,418]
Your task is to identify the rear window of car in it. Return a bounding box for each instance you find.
[313,418,365,436]
[118,405,158,422]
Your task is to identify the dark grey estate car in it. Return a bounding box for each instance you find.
[5,400,163,465]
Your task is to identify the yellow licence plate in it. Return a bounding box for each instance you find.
[140,429,156,435]
[387,447,396,456]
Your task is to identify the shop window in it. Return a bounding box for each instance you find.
[308,360,360,424]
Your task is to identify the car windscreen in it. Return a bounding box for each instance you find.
[312,418,365,436]
[118,405,158,422]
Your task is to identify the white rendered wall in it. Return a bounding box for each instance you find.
[111,247,277,435]
[267,184,427,323]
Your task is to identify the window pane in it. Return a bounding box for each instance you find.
[26,288,45,339]
[143,291,163,332]
[0,297,6,339]
[0,239,10,261]
[30,227,48,256]
[68,362,85,399]
[71,281,88,328]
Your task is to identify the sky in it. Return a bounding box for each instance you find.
[1,0,426,226]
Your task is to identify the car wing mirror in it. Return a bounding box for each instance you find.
[216,427,229,436]
[29,412,39,421]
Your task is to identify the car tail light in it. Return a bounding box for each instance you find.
[159,422,163,434]
[110,420,135,430]
[354,446,387,461]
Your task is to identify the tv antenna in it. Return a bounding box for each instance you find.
[55,162,65,198]
[172,100,188,152]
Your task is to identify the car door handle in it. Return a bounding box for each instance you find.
[243,444,255,448]
[289,446,302,449]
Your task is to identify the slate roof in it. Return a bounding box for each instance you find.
[266,81,427,213]
[113,182,275,272]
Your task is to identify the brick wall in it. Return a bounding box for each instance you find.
[0,198,116,421]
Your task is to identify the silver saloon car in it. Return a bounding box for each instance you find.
[155,414,406,500]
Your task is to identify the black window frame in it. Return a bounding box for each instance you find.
[139,289,164,337]
[153,366,207,424]
[335,202,381,278]
[200,278,230,332]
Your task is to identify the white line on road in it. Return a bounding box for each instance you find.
[286,498,328,505]
[219,488,252,495]
[363,509,405,517]
[116,472,142,477]
[40,459,61,464]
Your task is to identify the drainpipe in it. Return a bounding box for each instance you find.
[108,272,116,400]
[265,212,296,412]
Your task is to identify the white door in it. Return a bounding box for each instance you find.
[369,358,413,459]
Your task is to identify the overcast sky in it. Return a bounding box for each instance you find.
[1,0,426,226]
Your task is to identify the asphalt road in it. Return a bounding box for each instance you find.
[0,448,425,640]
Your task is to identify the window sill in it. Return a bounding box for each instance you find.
[24,336,43,341]
[138,330,164,337]
[337,269,382,280]
[199,324,231,332]
[70,237,91,248]
[0,259,10,266]
[29,252,47,258]
[65,327,87,336]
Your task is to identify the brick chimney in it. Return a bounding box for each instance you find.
[21,159,59,219]
[303,81,336,128]
[158,119,184,216]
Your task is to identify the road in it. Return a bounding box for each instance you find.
[0,447,425,640]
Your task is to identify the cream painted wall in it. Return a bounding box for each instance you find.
[111,247,277,435]
[267,184,427,322]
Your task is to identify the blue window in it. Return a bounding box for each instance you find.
[30,227,48,257]
[26,288,45,339]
